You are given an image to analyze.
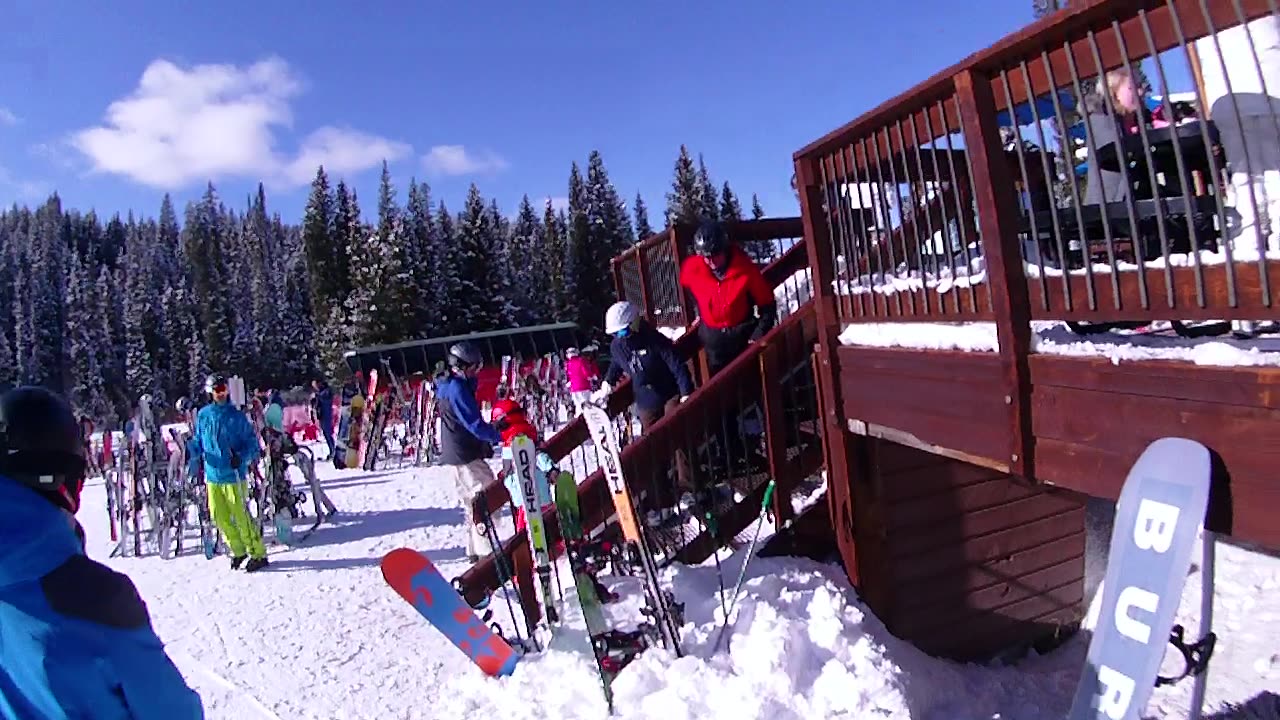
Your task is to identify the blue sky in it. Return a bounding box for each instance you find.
[3,0,1062,223]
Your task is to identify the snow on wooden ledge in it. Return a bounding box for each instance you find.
[838,321,1280,368]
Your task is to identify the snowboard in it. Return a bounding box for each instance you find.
[381,547,520,678]
[1067,437,1211,720]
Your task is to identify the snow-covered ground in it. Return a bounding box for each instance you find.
[79,446,1279,719]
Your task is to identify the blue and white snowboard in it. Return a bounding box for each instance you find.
[1068,437,1211,720]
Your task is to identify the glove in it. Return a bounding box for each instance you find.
[590,382,612,405]
[679,395,689,404]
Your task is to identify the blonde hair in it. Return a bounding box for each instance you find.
[1086,68,1141,115]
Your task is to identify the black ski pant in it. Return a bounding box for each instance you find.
[697,322,757,472]
[635,397,693,510]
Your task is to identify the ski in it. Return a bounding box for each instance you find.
[1067,437,1214,720]
[511,434,559,625]
[381,548,520,677]
[580,403,683,655]
[555,470,641,715]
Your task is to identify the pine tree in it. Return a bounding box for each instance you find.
[302,168,342,327]
[751,193,766,220]
[432,202,461,336]
[403,180,436,337]
[454,185,506,332]
[582,151,633,329]
[697,154,719,223]
[122,223,157,401]
[720,182,743,221]
[565,163,591,328]
[64,253,110,421]
[633,192,654,240]
[543,199,571,323]
[665,145,702,226]
[183,184,234,373]
[508,195,543,325]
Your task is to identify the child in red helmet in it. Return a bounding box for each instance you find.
[491,399,557,539]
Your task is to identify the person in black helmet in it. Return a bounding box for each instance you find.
[680,221,778,374]
[0,386,204,718]
[680,221,775,474]
[436,341,503,562]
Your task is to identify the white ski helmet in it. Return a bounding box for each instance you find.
[604,301,639,335]
[565,347,580,359]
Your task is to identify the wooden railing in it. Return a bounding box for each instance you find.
[456,219,816,613]
[798,0,1280,324]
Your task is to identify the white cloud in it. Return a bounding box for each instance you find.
[69,57,411,190]
[0,108,18,126]
[545,196,569,211]
[421,144,508,177]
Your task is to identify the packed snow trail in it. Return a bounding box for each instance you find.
[77,445,1280,719]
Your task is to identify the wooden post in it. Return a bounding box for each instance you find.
[954,69,1035,479]
[795,153,862,586]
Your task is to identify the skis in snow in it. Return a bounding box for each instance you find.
[1067,437,1216,720]
[511,434,559,625]
[580,403,684,655]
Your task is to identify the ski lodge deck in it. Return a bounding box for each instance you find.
[457,0,1280,662]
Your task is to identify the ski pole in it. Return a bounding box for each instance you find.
[712,480,775,654]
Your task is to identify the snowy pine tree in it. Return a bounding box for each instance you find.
[751,193,766,220]
[583,151,632,328]
[403,180,436,336]
[543,199,571,323]
[666,145,702,226]
[183,185,234,373]
[122,223,157,402]
[720,182,743,221]
[508,195,543,325]
[65,253,110,421]
[697,154,720,223]
[453,185,506,332]
[432,202,462,336]
[634,192,654,240]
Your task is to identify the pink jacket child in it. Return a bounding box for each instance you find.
[564,350,599,393]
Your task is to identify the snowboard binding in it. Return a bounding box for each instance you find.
[1155,625,1217,687]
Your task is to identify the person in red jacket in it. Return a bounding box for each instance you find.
[680,221,776,476]
[491,398,557,542]
[680,221,778,377]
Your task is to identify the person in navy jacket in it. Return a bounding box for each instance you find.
[435,342,503,562]
[0,386,204,719]
[592,300,695,524]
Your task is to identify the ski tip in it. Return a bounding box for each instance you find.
[380,547,433,580]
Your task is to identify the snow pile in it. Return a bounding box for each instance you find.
[838,320,1280,367]
[74,446,1280,719]
[831,252,987,298]
[435,556,1082,720]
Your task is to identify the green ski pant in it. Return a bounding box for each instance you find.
[207,480,266,559]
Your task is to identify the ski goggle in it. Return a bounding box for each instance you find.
[614,327,631,338]
[211,382,228,394]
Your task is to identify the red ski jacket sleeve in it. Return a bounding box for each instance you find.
[679,247,775,330]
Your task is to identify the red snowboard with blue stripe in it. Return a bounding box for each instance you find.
[381,548,520,677]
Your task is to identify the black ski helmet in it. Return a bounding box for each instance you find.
[692,221,729,258]
[205,373,229,395]
[447,342,483,369]
[0,386,87,511]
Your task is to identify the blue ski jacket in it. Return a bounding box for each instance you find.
[187,399,261,484]
[0,478,204,719]
[312,384,334,424]
[436,373,502,466]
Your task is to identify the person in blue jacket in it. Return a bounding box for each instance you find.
[0,386,204,719]
[187,373,268,572]
[591,300,696,525]
[436,342,503,562]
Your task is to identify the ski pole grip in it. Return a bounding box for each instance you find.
[760,480,776,510]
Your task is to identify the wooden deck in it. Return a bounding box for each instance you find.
[792,0,1280,661]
